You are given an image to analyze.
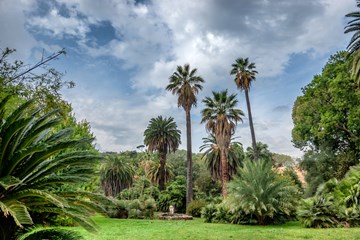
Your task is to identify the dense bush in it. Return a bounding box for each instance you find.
[201,204,219,223]
[186,200,207,217]
[298,165,360,228]
[227,159,300,225]
[158,176,186,213]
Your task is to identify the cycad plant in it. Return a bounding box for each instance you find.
[227,159,299,225]
[0,96,108,239]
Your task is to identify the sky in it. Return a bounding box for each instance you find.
[0,0,356,157]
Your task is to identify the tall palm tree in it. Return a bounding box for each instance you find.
[166,64,204,206]
[345,0,360,85]
[201,90,244,196]
[230,57,258,160]
[144,116,181,191]
[200,134,244,181]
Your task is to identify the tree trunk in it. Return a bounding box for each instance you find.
[159,151,166,191]
[185,108,193,208]
[221,147,229,197]
[245,89,258,160]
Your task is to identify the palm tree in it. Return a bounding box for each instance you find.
[144,116,181,191]
[200,134,244,181]
[345,0,360,85]
[245,142,273,163]
[230,57,258,160]
[0,96,109,239]
[100,154,135,197]
[166,63,204,206]
[201,90,244,196]
[147,159,174,186]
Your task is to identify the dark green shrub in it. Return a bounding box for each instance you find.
[213,205,230,223]
[201,204,217,223]
[143,198,157,219]
[297,195,339,228]
[157,176,186,213]
[186,200,207,217]
[108,200,129,219]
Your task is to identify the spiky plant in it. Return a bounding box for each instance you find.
[227,159,299,225]
[0,96,109,239]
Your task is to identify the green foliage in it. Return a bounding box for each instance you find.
[227,159,300,225]
[298,165,360,228]
[17,227,83,240]
[201,203,218,223]
[158,176,186,213]
[245,142,272,162]
[292,51,360,178]
[186,200,207,217]
[200,134,244,181]
[272,153,294,167]
[100,153,135,197]
[0,96,109,239]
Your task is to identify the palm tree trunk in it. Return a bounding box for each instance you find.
[245,89,258,160]
[159,151,166,191]
[185,108,193,207]
[221,147,229,197]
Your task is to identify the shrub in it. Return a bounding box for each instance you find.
[227,159,300,225]
[143,198,157,218]
[201,204,218,223]
[108,199,129,219]
[157,176,186,213]
[186,200,207,217]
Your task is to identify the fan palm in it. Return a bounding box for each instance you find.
[201,90,244,196]
[345,0,360,85]
[227,159,299,225]
[100,154,135,197]
[0,96,109,239]
[143,116,181,191]
[245,142,272,163]
[166,63,204,206]
[230,57,258,159]
[200,134,244,181]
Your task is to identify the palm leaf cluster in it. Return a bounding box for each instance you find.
[144,116,181,191]
[345,0,360,84]
[0,96,108,239]
[201,90,244,196]
[227,159,299,225]
[200,134,244,181]
[100,154,135,197]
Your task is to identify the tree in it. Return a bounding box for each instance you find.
[200,134,244,181]
[230,57,258,160]
[100,153,135,197]
[166,63,204,206]
[201,90,244,196]
[0,96,108,240]
[245,142,272,163]
[292,51,360,178]
[143,116,181,191]
[345,0,360,85]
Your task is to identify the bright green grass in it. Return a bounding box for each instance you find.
[73,216,360,240]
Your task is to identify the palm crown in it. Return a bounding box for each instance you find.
[166,64,204,110]
[230,57,258,91]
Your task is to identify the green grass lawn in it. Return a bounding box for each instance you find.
[73,216,360,240]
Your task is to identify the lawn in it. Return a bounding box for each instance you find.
[72,216,360,240]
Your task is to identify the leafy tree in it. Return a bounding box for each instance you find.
[345,0,360,85]
[272,153,294,167]
[100,153,135,197]
[230,57,258,160]
[0,96,108,239]
[201,90,244,196]
[245,142,272,163]
[227,159,299,225]
[200,134,244,181]
[292,51,360,178]
[166,63,204,207]
[143,116,181,191]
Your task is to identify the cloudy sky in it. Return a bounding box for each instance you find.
[0,0,356,157]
